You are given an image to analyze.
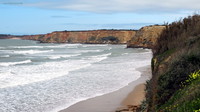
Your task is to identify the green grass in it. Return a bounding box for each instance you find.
[158,70,200,112]
[157,48,176,59]
[147,15,200,112]
[153,48,176,68]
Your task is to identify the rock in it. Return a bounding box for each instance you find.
[116,105,140,112]
[127,25,166,48]
[21,30,137,44]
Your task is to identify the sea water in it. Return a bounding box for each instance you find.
[0,39,152,112]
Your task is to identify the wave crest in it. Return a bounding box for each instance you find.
[13,50,53,54]
[0,60,32,67]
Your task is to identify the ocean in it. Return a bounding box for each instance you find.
[0,39,152,112]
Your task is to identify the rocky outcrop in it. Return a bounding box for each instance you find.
[21,30,136,44]
[127,25,166,48]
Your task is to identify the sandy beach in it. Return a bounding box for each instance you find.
[60,65,151,112]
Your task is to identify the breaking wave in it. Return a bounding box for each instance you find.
[0,60,32,67]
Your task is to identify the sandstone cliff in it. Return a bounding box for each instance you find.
[21,30,136,44]
[144,15,200,112]
[127,25,165,48]
[20,26,165,46]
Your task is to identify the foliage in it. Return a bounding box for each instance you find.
[89,36,96,41]
[46,37,52,42]
[147,15,200,111]
[101,36,119,42]
[157,52,200,108]
[158,70,200,112]
[67,38,73,43]
[38,35,44,40]
[154,14,200,56]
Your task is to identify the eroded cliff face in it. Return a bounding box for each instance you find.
[127,25,166,48]
[22,30,136,44]
[2,25,166,48]
[146,15,200,112]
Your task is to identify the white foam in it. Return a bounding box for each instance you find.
[51,55,144,112]
[108,47,112,50]
[13,49,54,54]
[9,44,80,49]
[85,53,112,63]
[122,53,129,55]
[48,54,81,59]
[0,55,10,57]
[0,60,32,67]
[82,44,108,47]
[0,59,91,88]
[0,71,14,79]
[0,40,153,112]
[44,44,81,48]
[0,50,13,53]
[138,51,152,55]
[10,46,44,48]
[77,49,103,53]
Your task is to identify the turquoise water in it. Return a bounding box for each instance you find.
[0,39,152,112]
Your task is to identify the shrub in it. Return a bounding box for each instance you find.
[158,70,200,112]
[89,36,96,41]
[157,53,200,107]
[154,14,200,56]
[148,15,200,111]
[101,36,119,42]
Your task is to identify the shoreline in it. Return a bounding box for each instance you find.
[59,65,151,112]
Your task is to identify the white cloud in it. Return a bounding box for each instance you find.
[3,0,200,13]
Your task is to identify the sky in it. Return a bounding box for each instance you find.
[0,0,199,35]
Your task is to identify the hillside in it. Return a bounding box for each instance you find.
[127,25,166,48]
[1,26,165,46]
[0,34,13,39]
[143,15,200,112]
[20,30,136,44]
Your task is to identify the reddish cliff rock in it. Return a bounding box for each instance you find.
[22,30,136,44]
[127,25,166,48]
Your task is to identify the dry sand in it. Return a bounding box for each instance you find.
[122,84,145,106]
[59,65,151,112]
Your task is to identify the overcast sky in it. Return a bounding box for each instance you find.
[0,0,199,34]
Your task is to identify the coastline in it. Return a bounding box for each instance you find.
[59,65,151,112]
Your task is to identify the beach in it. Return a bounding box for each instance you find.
[0,39,152,112]
[60,65,151,112]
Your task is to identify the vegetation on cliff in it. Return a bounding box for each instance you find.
[145,15,200,112]
[0,34,13,39]
[21,30,136,44]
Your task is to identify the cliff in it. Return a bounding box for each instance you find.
[2,26,165,46]
[21,30,136,44]
[127,25,165,48]
[143,15,200,112]
[0,34,14,39]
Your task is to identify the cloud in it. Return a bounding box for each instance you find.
[3,0,200,13]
